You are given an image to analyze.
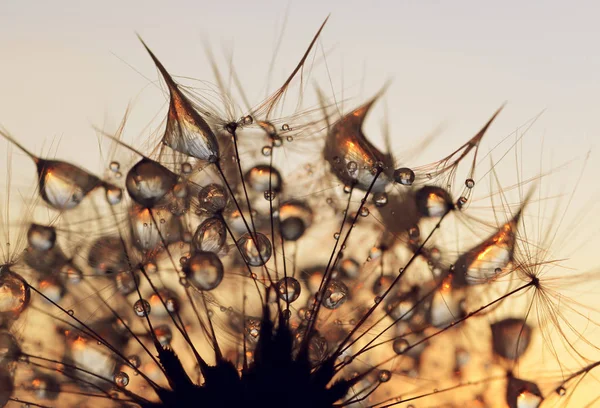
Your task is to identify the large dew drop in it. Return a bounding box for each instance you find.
[277,200,313,242]
[245,165,283,193]
[276,277,301,303]
[0,268,30,320]
[126,158,178,208]
[453,209,521,286]
[237,232,272,267]
[324,92,394,192]
[37,159,107,210]
[415,186,454,217]
[198,183,228,214]
[184,251,224,291]
[141,39,220,162]
[321,279,349,309]
[491,318,532,360]
[193,217,227,253]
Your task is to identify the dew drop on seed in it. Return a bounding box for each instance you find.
[30,373,60,400]
[490,318,532,360]
[393,167,415,186]
[128,355,141,369]
[338,258,360,279]
[393,338,409,354]
[245,165,282,193]
[154,324,173,346]
[415,186,454,217]
[322,280,349,309]
[465,178,475,188]
[184,251,224,291]
[378,370,391,382]
[242,115,253,125]
[181,162,193,174]
[133,299,151,317]
[27,224,56,251]
[105,186,123,205]
[198,183,228,214]
[264,190,276,201]
[0,269,30,318]
[276,277,301,303]
[109,161,120,172]
[37,159,103,210]
[343,185,352,194]
[125,158,177,207]
[114,372,129,387]
[192,217,226,253]
[237,233,272,267]
[373,192,388,207]
[261,146,272,156]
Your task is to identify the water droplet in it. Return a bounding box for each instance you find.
[114,371,129,387]
[184,251,224,291]
[245,165,282,193]
[394,167,415,186]
[237,233,272,267]
[322,280,349,309]
[105,186,123,205]
[276,277,301,303]
[373,192,388,207]
[261,146,272,156]
[181,162,193,174]
[393,338,409,354]
[0,269,30,318]
[27,224,56,251]
[415,186,454,217]
[465,178,475,188]
[198,184,228,214]
[133,299,151,317]
[264,190,276,201]
[126,159,177,208]
[128,355,141,369]
[378,369,391,382]
[193,217,226,253]
[109,161,120,172]
[281,123,290,131]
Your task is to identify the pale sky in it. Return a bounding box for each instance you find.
[0,1,598,254]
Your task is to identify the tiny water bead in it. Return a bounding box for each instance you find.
[378,370,391,382]
[393,167,415,186]
[105,185,123,205]
[114,371,129,387]
[392,338,409,354]
[276,277,301,303]
[237,232,272,267]
[133,299,151,317]
[181,162,193,174]
[109,161,120,172]
[261,146,272,156]
[184,251,224,291]
[465,178,475,188]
